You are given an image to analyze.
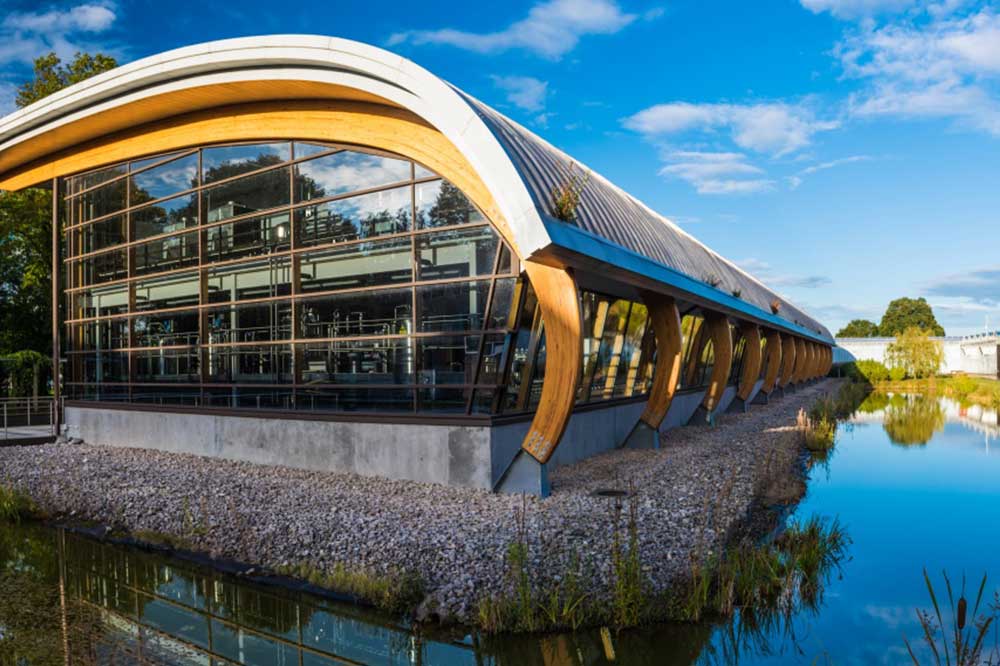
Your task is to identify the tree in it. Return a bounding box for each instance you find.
[837,319,879,337]
[886,326,944,379]
[879,297,945,337]
[16,52,118,108]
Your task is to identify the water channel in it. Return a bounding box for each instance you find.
[1,393,998,664]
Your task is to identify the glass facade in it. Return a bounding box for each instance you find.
[62,141,516,415]
[61,140,737,419]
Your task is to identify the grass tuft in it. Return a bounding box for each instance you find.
[0,483,37,524]
[277,561,425,616]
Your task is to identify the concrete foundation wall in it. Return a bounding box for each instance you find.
[661,390,705,431]
[65,406,495,489]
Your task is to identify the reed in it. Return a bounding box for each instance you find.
[904,570,997,666]
[0,483,37,524]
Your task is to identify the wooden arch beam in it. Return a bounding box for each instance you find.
[520,263,582,464]
[639,293,683,429]
[760,330,782,394]
[736,323,762,401]
[0,99,521,255]
[701,314,733,412]
[794,338,808,383]
[779,335,797,387]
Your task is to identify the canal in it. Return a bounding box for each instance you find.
[0,392,997,664]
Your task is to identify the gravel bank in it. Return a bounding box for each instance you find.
[0,380,836,623]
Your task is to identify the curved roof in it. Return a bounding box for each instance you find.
[0,35,831,342]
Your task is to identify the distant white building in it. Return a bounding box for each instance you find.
[835,333,1000,377]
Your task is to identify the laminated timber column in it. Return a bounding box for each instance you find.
[690,313,733,425]
[753,330,782,405]
[620,293,682,449]
[727,323,762,414]
[496,262,582,496]
[810,343,821,380]
[778,335,797,394]
[794,338,809,385]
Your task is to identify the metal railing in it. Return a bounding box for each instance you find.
[1,397,58,440]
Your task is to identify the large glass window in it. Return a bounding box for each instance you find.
[62,141,517,415]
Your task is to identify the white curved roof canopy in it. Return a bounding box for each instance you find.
[0,35,832,341]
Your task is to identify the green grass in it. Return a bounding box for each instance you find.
[0,484,37,524]
[277,561,425,616]
[876,375,1000,411]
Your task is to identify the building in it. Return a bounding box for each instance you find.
[0,36,833,495]
[835,334,1000,377]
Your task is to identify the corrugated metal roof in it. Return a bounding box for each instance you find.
[461,91,831,339]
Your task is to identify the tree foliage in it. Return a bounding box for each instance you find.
[879,297,945,337]
[886,326,944,379]
[836,319,880,338]
[15,52,118,108]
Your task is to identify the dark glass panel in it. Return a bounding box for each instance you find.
[293,142,332,160]
[416,281,490,332]
[203,212,291,263]
[578,292,607,400]
[75,318,128,351]
[202,143,290,183]
[416,225,498,280]
[300,339,414,385]
[76,249,127,286]
[72,284,128,319]
[129,153,198,204]
[587,299,631,402]
[470,388,498,414]
[615,303,650,397]
[206,301,292,344]
[203,387,295,410]
[679,314,704,390]
[488,278,517,329]
[130,386,202,405]
[134,347,200,382]
[501,281,542,412]
[133,230,199,276]
[76,177,127,222]
[415,179,485,229]
[729,329,747,385]
[80,352,128,383]
[70,384,129,401]
[66,165,126,197]
[294,185,411,246]
[132,193,199,239]
[298,289,411,339]
[418,335,480,385]
[205,344,293,384]
[418,386,470,413]
[129,151,186,173]
[497,244,514,274]
[294,151,411,202]
[134,272,200,312]
[206,258,291,303]
[298,237,411,293]
[203,166,291,222]
[76,215,125,253]
[476,333,508,386]
[133,310,200,347]
[293,387,413,413]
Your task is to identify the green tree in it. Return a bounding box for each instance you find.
[878,297,945,337]
[0,51,117,370]
[15,52,118,108]
[837,319,880,337]
[886,326,944,379]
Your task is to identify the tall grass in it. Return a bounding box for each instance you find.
[0,483,36,524]
[904,570,998,666]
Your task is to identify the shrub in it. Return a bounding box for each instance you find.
[951,374,977,399]
[847,359,890,384]
[889,365,907,382]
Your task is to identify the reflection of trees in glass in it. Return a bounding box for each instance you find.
[883,395,946,446]
[420,180,479,228]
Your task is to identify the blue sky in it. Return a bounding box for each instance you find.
[1,0,998,336]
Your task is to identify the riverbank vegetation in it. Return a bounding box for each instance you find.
[0,482,37,523]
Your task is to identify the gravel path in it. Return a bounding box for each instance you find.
[0,380,836,623]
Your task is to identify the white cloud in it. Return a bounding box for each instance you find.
[837,8,1000,135]
[800,0,918,20]
[491,75,548,112]
[0,3,118,68]
[658,151,775,194]
[387,0,637,59]
[623,101,838,156]
[737,258,832,289]
[800,154,872,174]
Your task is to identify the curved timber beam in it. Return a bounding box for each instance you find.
[519,262,582,465]
[760,330,783,394]
[639,293,683,429]
[736,323,762,401]
[794,338,808,384]
[701,314,733,413]
[779,335,797,388]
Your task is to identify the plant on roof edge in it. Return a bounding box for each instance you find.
[702,274,722,288]
[731,288,742,299]
[770,299,782,315]
[551,162,590,223]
